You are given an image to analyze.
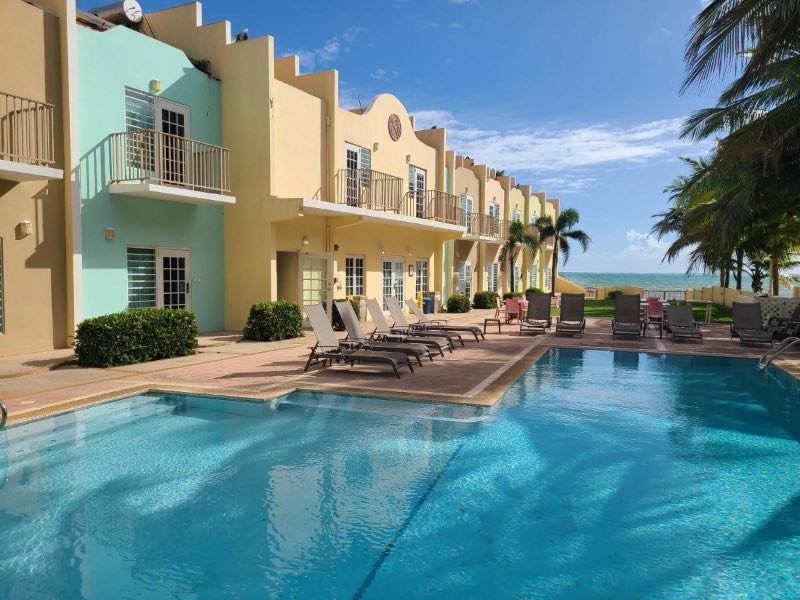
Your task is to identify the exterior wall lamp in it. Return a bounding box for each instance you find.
[16,221,32,238]
[149,79,161,93]
[302,235,309,246]
[105,227,116,241]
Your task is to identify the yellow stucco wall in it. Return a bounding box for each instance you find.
[0,0,67,356]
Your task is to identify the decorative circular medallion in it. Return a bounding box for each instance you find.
[388,114,402,141]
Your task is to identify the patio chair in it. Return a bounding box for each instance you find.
[303,304,414,378]
[405,298,485,341]
[612,294,643,339]
[334,300,433,365]
[731,302,774,346]
[643,298,665,338]
[364,298,450,354]
[494,296,509,321]
[520,293,552,335]
[385,296,465,347]
[664,305,703,343]
[555,293,585,337]
[505,297,521,323]
[767,304,800,340]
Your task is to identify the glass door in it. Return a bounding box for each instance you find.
[382,257,405,310]
[408,165,427,218]
[301,253,332,315]
[460,194,473,232]
[154,98,190,186]
[156,248,191,310]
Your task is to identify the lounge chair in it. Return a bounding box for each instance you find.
[767,304,800,340]
[555,293,585,337]
[612,294,643,339]
[334,300,433,365]
[520,293,552,335]
[731,302,773,346]
[404,298,485,341]
[664,304,703,343]
[303,304,414,378]
[385,296,465,347]
[365,298,450,354]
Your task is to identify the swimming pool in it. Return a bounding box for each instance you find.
[1,349,798,598]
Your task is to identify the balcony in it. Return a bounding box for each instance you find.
[497,220,539,240]
[0,91,63,181]
[109,129,235,205]
[296,169,464,233]
[463,213,499,240]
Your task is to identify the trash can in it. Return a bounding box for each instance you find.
[422,296,433,314]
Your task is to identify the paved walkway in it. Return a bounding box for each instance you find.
[1,309,796,425]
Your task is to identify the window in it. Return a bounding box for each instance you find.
[127,247,157,308]
[0,238,4,333]
[513,264,521,292]
[487,262,498,293]
[125,87,155,132]
[529,265,538,289]
[416,259,429,293]
[458,260,472,299]
[408,165,426,218]
[345,256,365,296]
[544,266,553,291]
[512,208,521,222]
[460,194,473,232]
[345,143,371,205]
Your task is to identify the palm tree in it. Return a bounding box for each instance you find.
[498,220,540,294]
[535,208,591,296]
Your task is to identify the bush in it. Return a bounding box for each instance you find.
[473,290,499,309]
[332,298,360,331]
[607,289,625,299]
[446,294,471,313]
[502,291,524,300]
[243,300,303,341]
[75,308,198,368]
[525,287,545,296]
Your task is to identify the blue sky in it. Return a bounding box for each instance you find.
[83,0,721,272]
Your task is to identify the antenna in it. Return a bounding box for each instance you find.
[357,94,363,110]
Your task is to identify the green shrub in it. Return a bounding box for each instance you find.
[446,294,471,313]
[473,290,499,309]
[607,289,625,299]
[502,291,524,300]
[332,298,360,331]
[243,300,303,341]
[525,287,545,296]
[75,308,198,368]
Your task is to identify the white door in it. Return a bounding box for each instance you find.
[408,165,427,218]
[458,260,472,299]
[157,248,191,310]
[460,194,473,232]
[345,143,371,207]
[154,98,190,186]
[382,257,405,310]
[301,253,332,315]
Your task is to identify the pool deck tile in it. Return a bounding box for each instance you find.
[2,309,798,425]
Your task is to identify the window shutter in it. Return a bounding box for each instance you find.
[359,147,371,187]
[458,261,466,292]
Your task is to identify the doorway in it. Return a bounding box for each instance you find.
[300,253,332,315]
[382,257,405,310]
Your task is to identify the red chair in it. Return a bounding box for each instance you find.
[505,298,521,323]
[644,298,664,338]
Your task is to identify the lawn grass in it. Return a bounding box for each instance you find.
[558,299,733,324]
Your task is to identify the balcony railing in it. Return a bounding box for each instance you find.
[0,91,56,166]
[335,168,403,212]
[110,129,231,194]
[400,190,463,224]
[466,213,498,238]
[497,220,539,240]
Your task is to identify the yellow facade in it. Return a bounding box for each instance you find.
[0,0,69,356]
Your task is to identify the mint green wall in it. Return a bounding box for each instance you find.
[78,26,224,331]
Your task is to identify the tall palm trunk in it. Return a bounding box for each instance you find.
[550,241,559,297]
[509,253,515,293]
[734,248,744,290]
[771,254,780,296]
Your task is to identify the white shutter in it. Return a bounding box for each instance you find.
[458,261,466,293]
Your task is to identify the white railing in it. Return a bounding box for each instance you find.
[0,91,56,166]
[110,129,231,194]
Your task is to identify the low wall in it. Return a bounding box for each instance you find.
[685,286,757,307]
[595,286,642,300]
[555,276,586,295]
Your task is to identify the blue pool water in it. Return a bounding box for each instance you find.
[1,349,799,598]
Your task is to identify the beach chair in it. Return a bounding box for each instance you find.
[520,293,552,335]
[334,300,433,365]
[405,298,485,341]
[731,302,773,345]
[555,293,585,337]
[643,298,665,338]
[365,298,450,354]
[303,304,414,378]
[664,305,703,343]
[385,296,464,347]
[612,294,643,339]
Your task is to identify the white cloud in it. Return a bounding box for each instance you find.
[370,68,400,81]
[623,229,669,256]
[286,27,364,71]
[661,27,672,35]
[412,109,463,129]
[537,176,598,194]
[449,23,464,28]
[448,0,476,4]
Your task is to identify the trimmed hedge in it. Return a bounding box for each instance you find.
[473,290,499,309]
[75,308,198,368]
[446,294,471,313]
[502,292,524,300]
[243,300,303,341]
[525,287,545,296]
[332,298,360,331]
[607,289,625,299]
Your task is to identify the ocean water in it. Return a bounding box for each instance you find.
[562,271,766,292]
[1,349,799,598]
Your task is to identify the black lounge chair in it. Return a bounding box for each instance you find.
[612,294,643,339]
[520,293,552,335]
[404,298,485,341]
[556,293,586,337]
[334,300,433,365]
[664,304,703,343]
[365,298,450,354]
[731,302,773,346]
[386,296,464,347]
[303,304,414,378]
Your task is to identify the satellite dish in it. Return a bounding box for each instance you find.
[89,0,143,25]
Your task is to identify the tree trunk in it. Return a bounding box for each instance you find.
[551,242,559,297]
[509,254,515,293]
[719,270,725,287]
[734,249,744,290]
[771,254,780,296]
